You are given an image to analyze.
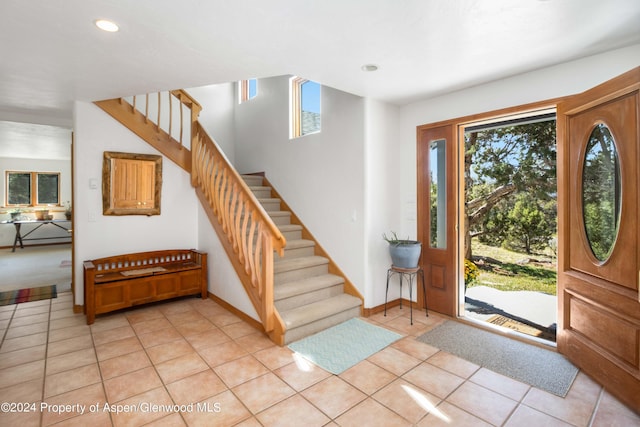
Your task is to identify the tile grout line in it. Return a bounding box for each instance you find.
[587,387,605,427]
[0,305,17,349]
[89,319,117,427]
[133,308,192,426]
[40,298,53,427]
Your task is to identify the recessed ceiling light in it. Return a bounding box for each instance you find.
[95,19,119,32]
[361,64,379,72]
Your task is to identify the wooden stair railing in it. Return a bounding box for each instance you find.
[191,122,287,338]
[95,90,201,173]
[95,90,288,343]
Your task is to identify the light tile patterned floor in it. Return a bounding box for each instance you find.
[0,292,639,426]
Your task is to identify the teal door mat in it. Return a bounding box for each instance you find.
[288,318,403,374]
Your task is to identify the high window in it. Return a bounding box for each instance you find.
[239,79,258,103]
[290,77,321,138]
[5,171,60,206]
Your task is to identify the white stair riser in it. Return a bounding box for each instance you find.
[242,176,264,186]
[275,264,328,285]
[283,306,362,345]
[283,245,315,259]
[281,228,302,241]
[251,188,272,198]
[275,283,344,312]
[269,213,291,226]
[259,199,281,211]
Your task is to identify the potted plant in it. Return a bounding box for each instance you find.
[383,231,422,268]
[9,208,22,221]
[64,201,72,220]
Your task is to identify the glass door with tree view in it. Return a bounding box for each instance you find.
[462,113,558,342]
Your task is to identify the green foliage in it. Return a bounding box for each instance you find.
[506,193,554,254]
[582,125,619,260]
[8,173,30,205]
[466,120,557,256]
[429,181,438,246]
[382,231,411,245]
[480,197,512,246]
[37,174,59,204]
[468,121,556,195]
[583,200,617,259]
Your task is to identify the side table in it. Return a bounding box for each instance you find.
[384,265,428,324]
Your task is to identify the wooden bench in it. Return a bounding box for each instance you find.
[84,249,208,324]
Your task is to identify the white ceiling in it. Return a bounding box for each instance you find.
[1,0,639,159]
[0,121,71,160]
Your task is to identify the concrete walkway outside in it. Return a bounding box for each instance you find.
[464,285,557,332]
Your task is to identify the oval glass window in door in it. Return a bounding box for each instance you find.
[581,123,621,261]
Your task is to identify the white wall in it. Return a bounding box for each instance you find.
[363,98,404,307]
[196,202,259,320]
[186,83,236,164]
[73,102,200,306]
[0,157,72,246]
[234,76,368,293]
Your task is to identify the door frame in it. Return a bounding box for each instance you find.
[417,100,563,320]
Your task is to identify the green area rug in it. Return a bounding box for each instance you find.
[0,285,57,306]
[288,318,403,374]
[417,321,578,397]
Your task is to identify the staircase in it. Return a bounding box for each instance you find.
[243,175,362,344]
[94,90,363,345]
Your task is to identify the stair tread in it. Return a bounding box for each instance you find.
[274,255,328,273]
[280,294,362,330]
[275,273,344,300]
[284,239,315,249]
[278,224,303,232]
[269,211,291,217]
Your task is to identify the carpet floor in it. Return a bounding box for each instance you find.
[0,284,57,306]
[417,320,578,397]
[0,244,71,292]
[288,318,403,374]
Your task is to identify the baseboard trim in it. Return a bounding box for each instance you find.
[207,292,265,333]
[363,298,426,317]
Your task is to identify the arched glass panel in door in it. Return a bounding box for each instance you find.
[581,123,621,262]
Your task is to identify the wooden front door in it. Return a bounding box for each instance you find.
[417,124,458,316]
[557,67,640,411]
